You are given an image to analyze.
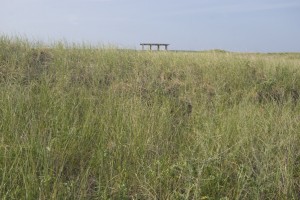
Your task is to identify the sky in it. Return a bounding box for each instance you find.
[1,0,300,52]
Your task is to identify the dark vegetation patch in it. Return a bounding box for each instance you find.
[23,48,54,83]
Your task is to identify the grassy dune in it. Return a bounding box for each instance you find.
[1,36,300,199]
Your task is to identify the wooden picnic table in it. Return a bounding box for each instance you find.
[140,43,169,51]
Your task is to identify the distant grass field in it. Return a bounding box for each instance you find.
[1,36,300,199]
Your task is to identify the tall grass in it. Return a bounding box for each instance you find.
[1,36,300,199]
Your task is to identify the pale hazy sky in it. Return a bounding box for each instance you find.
[1,0,300,52]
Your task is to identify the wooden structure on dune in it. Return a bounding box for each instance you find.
[140,43,170,51]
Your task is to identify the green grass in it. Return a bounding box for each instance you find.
[1,36,300,199]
